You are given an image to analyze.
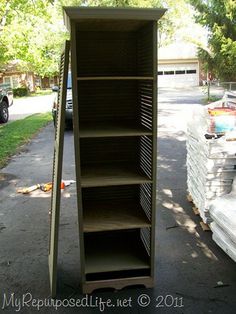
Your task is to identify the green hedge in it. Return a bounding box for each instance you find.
[13,87,28,97]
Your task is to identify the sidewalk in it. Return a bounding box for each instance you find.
[0,87,236,313]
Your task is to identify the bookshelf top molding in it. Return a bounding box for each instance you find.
[63,7,166,31]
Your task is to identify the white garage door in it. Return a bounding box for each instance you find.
[158,63,199,87]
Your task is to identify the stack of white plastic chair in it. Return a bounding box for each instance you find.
[209,178,236,262]
[186,101,236,224]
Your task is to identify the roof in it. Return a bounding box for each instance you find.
[63,7,166,31]
[0,60,22,73]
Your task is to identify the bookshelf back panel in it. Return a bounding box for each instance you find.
[76,26,153,76]
[80,137,139,166]
[78,80,138,123]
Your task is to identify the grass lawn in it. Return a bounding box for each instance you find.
[14,89,53,99]
[202,95,222,105]
[0,113,52,168]
[30,89,53,97]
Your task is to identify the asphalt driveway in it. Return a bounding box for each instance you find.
[0,87,236,313]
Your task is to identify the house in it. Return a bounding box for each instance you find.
[34,75,59,90]
[0,61,58,91]
[158,42,205,87]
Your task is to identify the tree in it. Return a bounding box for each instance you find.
[0,0,197,77]
[0,0,67,77]
[190,0,236,81]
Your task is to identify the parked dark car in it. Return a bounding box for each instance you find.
[0,83,13,123]
[52,73,72,128]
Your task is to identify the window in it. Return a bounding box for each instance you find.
[186,70,197,74]
[3,77,11,86]
[175,70,185,75]
[12,76,20,88]
[49,77,55,87]
[35,77,41,88]
[164,71,174,75]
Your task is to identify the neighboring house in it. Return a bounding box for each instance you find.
[0,70,35,92]
[0,61,58,91]
[36,76,59,89]
[0,61,35,91]
[158,42,205,87]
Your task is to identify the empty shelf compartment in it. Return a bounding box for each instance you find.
[78,80,153,134]
[76,23,153,77]
[84,230,150,275]
[80,137,153,187]
[82,185,151,232]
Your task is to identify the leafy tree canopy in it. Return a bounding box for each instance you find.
[0,0,197,77]
[190,0,236,81]
[0,0,67,76]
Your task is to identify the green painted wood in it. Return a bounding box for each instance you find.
[60,7,165,293]
[79,122,152,138]
[63,7,166,30]
[48,40,70,298]
[71,21,86,286]
[83,277,153,294]
[151,21,158,279]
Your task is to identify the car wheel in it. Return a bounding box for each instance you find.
[0,101,9,123]
[65,120,72,130]
[53,114,57,127]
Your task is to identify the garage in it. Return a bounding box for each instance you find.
[158,62,199,87]
[158,42,200,88]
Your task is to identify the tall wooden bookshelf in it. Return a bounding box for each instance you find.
[51,7,165,295]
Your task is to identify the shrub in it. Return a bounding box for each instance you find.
[13,87,29,97]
